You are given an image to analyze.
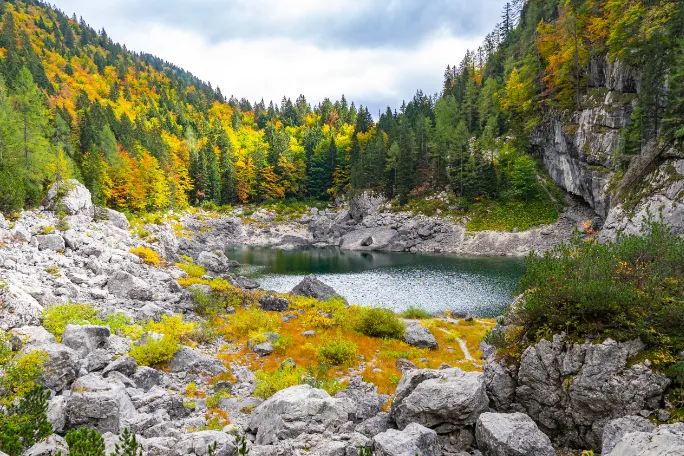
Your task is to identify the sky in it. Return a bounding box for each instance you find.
[50,0,508,115]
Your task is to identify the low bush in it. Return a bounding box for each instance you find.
[128,335,179,367]
[254,365,306,399]
[190,320,220,344]
[39,225,55,235]
[129,246,161,266]
[400,306,431,319]
[190,288,226,316]
[145,314,196,342]
[355,307,405,340]
[65,427,105,456]
[176,261,206,278]
[225,307,279,340]
[206,389,230,409]
[317,338,358,366]
[507,222,684,362]
[43,303,101,338]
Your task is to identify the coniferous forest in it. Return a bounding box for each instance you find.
[0,0,682,216]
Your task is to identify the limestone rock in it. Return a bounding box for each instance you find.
[176,430,235,456]
[133,366,162,392]
[606,423,684,456]
[475,412,555,456]
[373,422,441,456]
[390,368,489,433]
[10,325,56,348]
[602,415,657,455]
[98,207,130,230]
[290,275,340,302]
[35,234,66,252]
[108,270,153,301]
[336,376,385,422]
[167,346,227,376]
[248,385,351,445]
[34,343,80,392]
[23,434,69,456]
[0,283,44,330]
[355,412,395,439]
[45,179,94,218]
[197,250,230,273]
[102,355,137,378]
[61,324,111,358]
[403,323,438,350]
[47,395,68,434]
[66,374,136,433]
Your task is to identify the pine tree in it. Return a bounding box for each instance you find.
[65,427,105,456]
[112,428,142,456]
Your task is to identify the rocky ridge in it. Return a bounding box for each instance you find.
[1,182,682,456]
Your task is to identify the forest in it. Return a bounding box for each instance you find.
[0,0,682,216]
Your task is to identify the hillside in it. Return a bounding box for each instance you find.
[0,0,679,236]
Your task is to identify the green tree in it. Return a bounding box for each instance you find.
[65,428,105,456]
[510,154,537,202]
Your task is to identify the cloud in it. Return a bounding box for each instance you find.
[50,0,506,114]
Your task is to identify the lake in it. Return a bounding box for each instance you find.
[225,245,527,317]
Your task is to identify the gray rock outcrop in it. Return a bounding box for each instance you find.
[23,434,69,456]
[248,385,351,445]
[373,422,441,456]
[44,179,95,218]
[601,415,657,455]
[475,412,555,456]
[606,423,684,456]
[390,368,489,434]
[61,325,111,358]
[108,270,153,301]
[167,346,227,376]
[66,374,136,433]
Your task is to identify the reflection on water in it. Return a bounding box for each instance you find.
[225,245,526,317]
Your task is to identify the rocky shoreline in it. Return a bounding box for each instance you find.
[175,192,600,259]
[1,182,682,456]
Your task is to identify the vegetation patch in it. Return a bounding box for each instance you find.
[466,198,558,232]
[43,303,101,339]
[129,246,161,266]
[355,307,405,340]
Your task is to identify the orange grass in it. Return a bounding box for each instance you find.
[216,301,495,395]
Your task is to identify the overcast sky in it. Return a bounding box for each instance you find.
[50,0,507,115]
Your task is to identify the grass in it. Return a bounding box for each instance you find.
[401,306,432,319]
[465,197,558,232]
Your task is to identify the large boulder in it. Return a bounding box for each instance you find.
[197,251,230,274]
[33,343,80,392]
[35,234,66,252]
[290,275,340,302]
[102,355,137,378]
[61,325,111,358]
[349,191,386,222]
[484,335,671,450]
[66,374,136,433]
[340,227,400,252]
[403,323,438,350]
[97,207,130,230]
[23,434,69,456]
[0,283,44,330]
[167,347,227,376]
[248,385,351,445]
[475,412,555,456]
[108,271,153,301]
[390,368,489,434]
[606,423,684,456]
[373,422,441,456]
[44,179,94,218]
[602,415,657,455]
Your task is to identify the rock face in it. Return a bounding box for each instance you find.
[61,325,111,358]
[373,422,441,456]
[606,422,684,456]
[484,335,671,449]
[290,275,340,302]
[349,191,386,222]
[475,412,555,456]
[390,368,488,434]
[44,179,95,218]
[248,385,351,445]
[403,323,438,350]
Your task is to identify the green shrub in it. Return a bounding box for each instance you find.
[43,303,101,338]
[355,307,405,339]
[206,389,230,409]
[465,198,558,232]
[254,365,306,399]
[317,338,358,366]
[128,335,179,367]
[509,223,684,359]
[65,427,105,456]
[400,306,431,319]
[112,428,142,456]
[190,288,225,316]
[0,386,52,456]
